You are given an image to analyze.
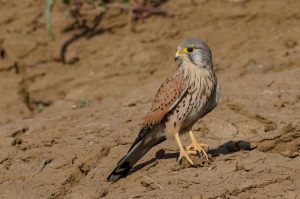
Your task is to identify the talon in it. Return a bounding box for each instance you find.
[186,143,208,151]
[186,150,197,155]
[178,148,194,165]
[186,144,209,160]
[187,131,210,160]
[175,132,194,166]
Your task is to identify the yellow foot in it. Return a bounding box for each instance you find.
[175,132,194,166]
[177,148,195,165]
[187,131,209,160]
[186,143,209,160]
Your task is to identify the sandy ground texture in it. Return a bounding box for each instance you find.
[0,0,300,198]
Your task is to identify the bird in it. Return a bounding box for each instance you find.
[107,38,220,182]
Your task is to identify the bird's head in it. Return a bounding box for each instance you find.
[175,38,213,69]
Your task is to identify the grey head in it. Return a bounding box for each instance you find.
[175,38,213,69]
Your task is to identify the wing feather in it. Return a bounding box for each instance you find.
[127,71,187,154]
[143,71,187,127]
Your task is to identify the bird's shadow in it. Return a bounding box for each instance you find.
[129,140,251,175]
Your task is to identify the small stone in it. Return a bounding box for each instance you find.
[264,122,277,132]
[99,189,108,198]
[11,137,22,145]
[281,151,299,158]
[284,40,297,49]
[78,163,91,175]
[235,161,245,171]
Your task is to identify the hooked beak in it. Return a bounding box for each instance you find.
[174,49,185,62]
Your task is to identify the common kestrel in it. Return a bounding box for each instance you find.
[107,38,220,182]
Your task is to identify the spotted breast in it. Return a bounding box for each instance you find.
[164,63,219,139]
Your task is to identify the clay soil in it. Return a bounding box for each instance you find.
[0,0,299,198]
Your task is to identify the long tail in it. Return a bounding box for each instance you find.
[107,126,166,182]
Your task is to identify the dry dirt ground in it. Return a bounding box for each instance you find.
[0,0,300,198]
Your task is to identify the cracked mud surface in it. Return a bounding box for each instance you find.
[0,0,299,198]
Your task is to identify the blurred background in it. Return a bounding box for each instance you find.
[0,0,299,198]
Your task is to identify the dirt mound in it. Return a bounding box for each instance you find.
[0,0,299,198]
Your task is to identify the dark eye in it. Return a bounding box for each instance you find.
[187,47,194,53]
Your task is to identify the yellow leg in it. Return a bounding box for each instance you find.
[175,132,194,165]
[186,131,209,160]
